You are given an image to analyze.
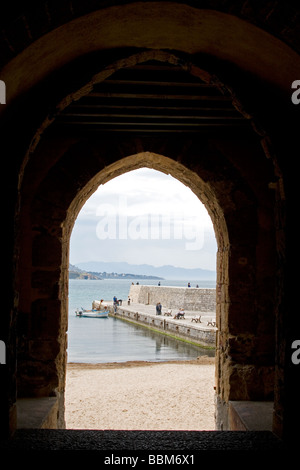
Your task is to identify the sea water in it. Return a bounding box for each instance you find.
[67,278,215,363]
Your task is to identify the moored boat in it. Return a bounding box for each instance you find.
[75,308,109,318]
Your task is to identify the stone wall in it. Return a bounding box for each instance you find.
[129,285,216,312]
[114,308,216,347]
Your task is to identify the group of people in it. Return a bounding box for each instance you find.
[155,302,162,315]
[113,295,123,312]
[174,308,185,319]
[158,281,199,288]
[155,302,185,319]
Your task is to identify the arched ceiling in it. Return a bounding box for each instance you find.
[0,1,299,201]
[1,2,300,110]
[52,54,251,137]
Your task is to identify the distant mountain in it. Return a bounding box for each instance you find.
[69,263,163,280]
[69,264,102,280]
[75,261,216,280]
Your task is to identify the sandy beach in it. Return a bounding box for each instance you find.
[65,357,216,430]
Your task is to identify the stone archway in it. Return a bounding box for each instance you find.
[16,115,279,430]
[1,3,295,442]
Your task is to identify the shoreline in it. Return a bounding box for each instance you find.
[67,356,215,369]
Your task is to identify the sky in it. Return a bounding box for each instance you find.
[70,168,217,271]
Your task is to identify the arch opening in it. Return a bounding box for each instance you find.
[66,166,218,430]
[0,0,296,447]
[13,53,281,438]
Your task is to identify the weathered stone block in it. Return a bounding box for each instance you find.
[30,299,61,338]
[129,285,216,311]
[32,234,62,267]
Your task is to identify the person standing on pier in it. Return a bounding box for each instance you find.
[156,302,162,315]
[113,295,118,313]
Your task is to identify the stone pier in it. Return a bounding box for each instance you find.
[94,285,217,348]
[128,285,216,312]
[112,304,216,348]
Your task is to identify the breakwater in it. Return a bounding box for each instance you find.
[93,285,217,348]
[112,306,216,348]
[128,284,216,312]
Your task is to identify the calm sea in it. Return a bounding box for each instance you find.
[67,278,215,364]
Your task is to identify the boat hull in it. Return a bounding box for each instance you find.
[75,309,109,318]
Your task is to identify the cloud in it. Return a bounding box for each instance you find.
[70,168,217,269]
[85,169,212,223]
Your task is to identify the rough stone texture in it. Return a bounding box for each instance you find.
[17,398,59,429]
[0,429,285,453]
[114,307,216,347]
[129,285,216,312]
[11,139,280,433]
[1,0,299,448]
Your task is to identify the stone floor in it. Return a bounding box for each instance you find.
[0,429,285,454]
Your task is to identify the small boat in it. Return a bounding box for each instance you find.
[75,308,109,318]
